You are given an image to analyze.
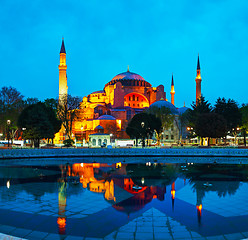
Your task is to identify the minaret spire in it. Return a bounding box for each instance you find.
[170,73,175,105]
[197,53,200,70]
[60,38,66,54]
[59,38,68,102]
[195,54,202,105]
[127,65,130,72]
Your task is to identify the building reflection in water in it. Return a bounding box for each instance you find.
[60,162,178,218]
[54,162,248,234]
[196,204,202,224]
[0,163,247,236]
[171,182,175,211]
[57,180,67,235]
[57,164,70,235]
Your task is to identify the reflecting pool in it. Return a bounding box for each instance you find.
[0,160,248,239]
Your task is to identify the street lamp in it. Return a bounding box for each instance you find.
[110,133,113,145]
[81,126,84,146]
[141,122,145,147]
[7,120,11,148]
[22,128,26,146]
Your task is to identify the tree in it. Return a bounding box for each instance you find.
[240,104,248,146]
[18,103,61,148]
[195,113,227,146]
[188,96,212,128]
[44,98,58,112]
[126,113,162,147]
[57,94,82,140]
[146,106,174,144]
[146,106,174,131]
[0,86,24,110]
[0,86,24,137]
[24,97,39,106]
[214,97,241,134]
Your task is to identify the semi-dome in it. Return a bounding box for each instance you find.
[97,115,116,120]
[105,70,151,88]
[149,100,179,115]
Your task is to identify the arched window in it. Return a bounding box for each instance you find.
[92,139,96,146]
[103,139,107,144]
[98,139,102,146]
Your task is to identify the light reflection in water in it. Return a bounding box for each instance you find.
[0,162,248,236]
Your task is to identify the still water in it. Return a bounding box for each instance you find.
[0,160,248,239]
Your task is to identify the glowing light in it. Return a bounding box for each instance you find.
[116,162,122,168]
[141,177,144,185]
[197,204,202,212]
[57,217,66,226]
[80,163,84,167]
[6,180,10,189]
[171,190,175,199]
[117,119,121,130]
[57,217,66,234]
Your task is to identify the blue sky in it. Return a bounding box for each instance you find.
[0,0,247,107]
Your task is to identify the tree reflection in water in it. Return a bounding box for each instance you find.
[1,162,248,234]
[179,163,248,224]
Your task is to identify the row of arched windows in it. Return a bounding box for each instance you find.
[106,79,151,87]
[92,138,107,146]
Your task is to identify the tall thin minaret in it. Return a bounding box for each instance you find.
[59,38,68,101]
[170,73,175,105]
[195,54,202,105]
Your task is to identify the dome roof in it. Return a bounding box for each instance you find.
[97,115,116,120]
[178,107,190,115]
[149,100,179,115]
[94,125,104,130]
[105,70,151,88]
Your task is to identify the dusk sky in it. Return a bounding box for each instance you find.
[0,0,247,107]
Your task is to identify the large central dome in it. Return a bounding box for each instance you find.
[105,69,151,88]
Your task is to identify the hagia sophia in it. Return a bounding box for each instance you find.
[55,39,202,145]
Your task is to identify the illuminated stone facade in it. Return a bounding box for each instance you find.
[72,68,167,141]
[56,39,201,143]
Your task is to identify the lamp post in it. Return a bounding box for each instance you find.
[186,127,194,144]
[81,126,84,146]
[235,127,240,146]
[22,128,26,147]
[141,122,145,147]
[110,133,113,145]
[7,120,11,148]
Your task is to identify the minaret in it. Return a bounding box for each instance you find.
[170,73,175,105]
[195,54,202,105]
[59,38,68,101]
